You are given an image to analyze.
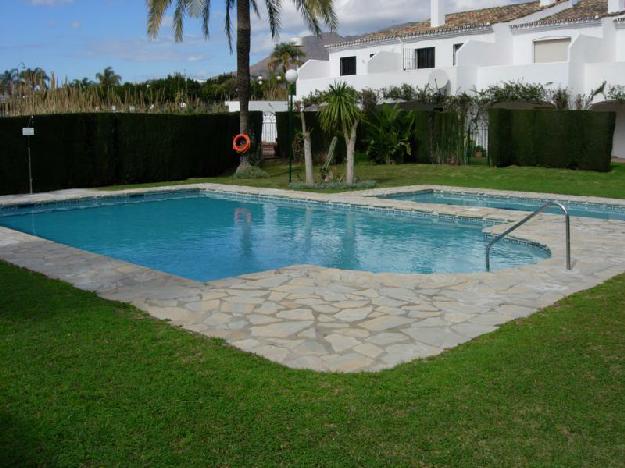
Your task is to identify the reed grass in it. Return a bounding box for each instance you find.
[1,83,226,117]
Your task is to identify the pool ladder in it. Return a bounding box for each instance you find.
[486,201,571,272]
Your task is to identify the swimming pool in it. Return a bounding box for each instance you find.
[0,190,549,281]
[382,190,625,221]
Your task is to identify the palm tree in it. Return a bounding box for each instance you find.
[0,68,19,95]
[19,67,49,92]
[147,0,336,170]
[319,82,361,185]
[269,42,307,78]
[96,67,122,88]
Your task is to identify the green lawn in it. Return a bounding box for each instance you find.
[2,260,624,466]
[102,161,625,199]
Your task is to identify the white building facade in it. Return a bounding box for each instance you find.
[296,0,625,157]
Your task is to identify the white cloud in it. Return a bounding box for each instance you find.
[84,35,218,65]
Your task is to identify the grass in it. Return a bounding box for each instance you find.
[1,260,624,466]
[101,160,625,199]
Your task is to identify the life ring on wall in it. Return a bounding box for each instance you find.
[232,133,252,154]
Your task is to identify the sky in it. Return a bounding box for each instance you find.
[0,0,525,83]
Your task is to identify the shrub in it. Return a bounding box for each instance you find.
[364,105,415,165]
[277,108,470,166]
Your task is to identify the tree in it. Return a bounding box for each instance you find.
[319,82,361,185]
[69,77,95,88]
[19,67,49,92]
[96,67,122,88]
[0,69,19,95]
[146,0,336,170]
[269,42,307,78]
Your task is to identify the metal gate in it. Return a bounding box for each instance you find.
[262,112,277,143]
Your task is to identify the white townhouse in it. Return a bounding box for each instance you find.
[296,0,625,157]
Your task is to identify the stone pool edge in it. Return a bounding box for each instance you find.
[1,184,624,373]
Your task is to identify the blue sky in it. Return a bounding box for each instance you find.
[1,0,521,83]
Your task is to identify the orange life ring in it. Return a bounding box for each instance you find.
[232,133,252,154]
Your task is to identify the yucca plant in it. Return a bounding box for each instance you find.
[319,82,361,185]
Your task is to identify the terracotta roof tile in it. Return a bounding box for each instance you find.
[518,0,625,27]
[329,1,564,47]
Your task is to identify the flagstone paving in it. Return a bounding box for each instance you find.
[1,184,625,372]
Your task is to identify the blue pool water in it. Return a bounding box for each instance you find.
[0,191,549,281]
[383,190,625,221]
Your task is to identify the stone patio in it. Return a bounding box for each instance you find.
[1,184,625,372]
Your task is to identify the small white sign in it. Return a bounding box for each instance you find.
[22,128,35,136]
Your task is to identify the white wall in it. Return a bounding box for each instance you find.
[510,24,603,65]
[226,101,288,112]
[593,103,625,158]
[368,51,402,74]
[459,24,514,67]
[615,24,625,61]
[568,33,607,96]
[476,62,570,90]
[329,43,403,77]
[400,32,494,69]
[327,31,495,77]
[298,59,330,80]
[585,62,625,91]
[296,67,459,99]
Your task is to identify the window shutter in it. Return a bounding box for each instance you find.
[534,39,571,64]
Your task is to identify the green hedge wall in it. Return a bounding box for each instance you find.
[0,112,262,194]
[489,109,615,172]
[275,109,453,164]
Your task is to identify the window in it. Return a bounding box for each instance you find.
[416,47,436,69]
[340,56,357,76]
[453,43,464,66]
[533,38,571,63]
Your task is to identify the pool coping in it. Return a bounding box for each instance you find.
[1,183,625,373]
[357,185,625,208]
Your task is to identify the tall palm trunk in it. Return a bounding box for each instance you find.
[343,121,358,185]
[301,111,314,185]
[237,0,252,170]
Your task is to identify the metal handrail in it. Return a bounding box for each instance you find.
[486,201,571,272]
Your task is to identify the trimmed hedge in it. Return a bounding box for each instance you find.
[489,109,615,172]
[0,112,262,195]
[276,109,456,164]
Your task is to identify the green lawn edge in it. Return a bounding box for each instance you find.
[1,260,624,466]
[100,162,625,200]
